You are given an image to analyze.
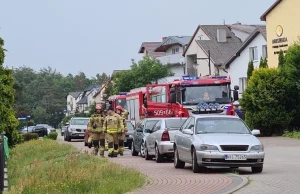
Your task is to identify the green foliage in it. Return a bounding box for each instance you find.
[8,140,145,194]
[62,115,73,125]
[283,131,300,139]
[23,133,39,141]
[88,101,96,116]
[259,57,268,68]
[278,50,285,68]
[47,131,58,140]
[0,36,19,147]
[240,68,293,136]
[247,61,254,81]
[113,56,173,93]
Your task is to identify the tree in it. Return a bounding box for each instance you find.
[278,50,285,68]
[113,56,173,93]
[0,37,19,146]
[73,72,90,90]
[259,57,268,68]
[32,106,49,124]
[247,61,254,81]
[240,68,293,136]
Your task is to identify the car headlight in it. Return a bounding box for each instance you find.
[200,144,219,151]
[250,145,264,151]
[129,135,133,138]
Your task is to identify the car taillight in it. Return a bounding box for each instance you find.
[161,130,170,141]
[226,104,235,116]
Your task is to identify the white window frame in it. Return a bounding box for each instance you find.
[172,47,179,54]
[239,77,247,93]
[262,45,267,59]
[249,47,258,61]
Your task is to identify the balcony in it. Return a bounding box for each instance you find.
[157,53,184,65]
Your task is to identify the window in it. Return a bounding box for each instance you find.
[152,121,162,132]
[239,77,247,93]
[180,118,191,131]
[70,119,89,125]
[165,118,187,130]
[145,120,159,131]
[172,47,179,54]
[186,117,195,130]
[198,35,204,40]
[262,45,267,59]
[249,47,258,61]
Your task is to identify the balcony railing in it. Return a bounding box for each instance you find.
[157,53,184,65]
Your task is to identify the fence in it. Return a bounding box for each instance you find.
[0,134,8,194]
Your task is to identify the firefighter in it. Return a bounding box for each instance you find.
[103,106,124,157]
[87,104,105,157]
[116,105,128,156]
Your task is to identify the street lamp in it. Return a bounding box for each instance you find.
[195,50,211,75]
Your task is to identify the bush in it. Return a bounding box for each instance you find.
[240,68,293,136]
[23,133,39,141]
[47,131,58,140]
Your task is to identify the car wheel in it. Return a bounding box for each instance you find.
[155,145,164,163]
[140,142,145,158]
[64,132,67,141]
[128,142,132,150]
[192,149,205,173]
[144,144,152,160]
[251,166,263,173]
[67,134,71,142]
[131,142,138,156]
[174,146,185,169]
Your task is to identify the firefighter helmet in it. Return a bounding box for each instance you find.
[95,104,102,110]
[116,105,123,111]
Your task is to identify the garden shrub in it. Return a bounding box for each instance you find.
[23,133,39,141]
[240,68,293,136]
[47,131,58,140]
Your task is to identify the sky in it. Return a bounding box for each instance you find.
[0,0,275,78]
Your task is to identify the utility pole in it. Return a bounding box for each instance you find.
[196,49,211,75]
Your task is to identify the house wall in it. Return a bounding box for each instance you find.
[66,95,77,115]
[231,29,251,42]
[170,65,185,77]
[185,28,216,76]
[264,0,300,67]
[228,33,267,96]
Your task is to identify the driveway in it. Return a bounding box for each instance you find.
[236,137,300,194]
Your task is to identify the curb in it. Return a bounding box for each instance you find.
[222,174,249,194]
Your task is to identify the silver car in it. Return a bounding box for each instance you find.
[144,117,187,162]
[173,115,264,173]
[64,117,89,142]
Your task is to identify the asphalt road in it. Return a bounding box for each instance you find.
[58,135,300,194]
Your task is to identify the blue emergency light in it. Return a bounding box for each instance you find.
[119,92,127,95]
[182,76,199,81]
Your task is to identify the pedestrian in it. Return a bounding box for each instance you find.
[115,105,128,156]
[104,106,124,157]
[87,104,106,157]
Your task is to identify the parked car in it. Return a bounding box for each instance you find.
[131,118,161,157]
[32,126,48,137]
[144,117,187,162]
[61,126,67,136]
[173,115,264,173]
[19,126,35,134]
[36,124,56,135]
[64,117,89,142]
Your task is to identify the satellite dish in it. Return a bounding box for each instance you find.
[179,57,186,65]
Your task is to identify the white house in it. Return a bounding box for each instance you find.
[65,91,82,116]
[183,25,243,77]
[93,82,109,104]
[138,41,165,58]
[76,84,100,113]
[154,36,191,76]
[224,27,267,96]
[227,23,265,42]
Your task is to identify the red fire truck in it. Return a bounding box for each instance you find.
[107,92,127,111]
[146,76,239,116]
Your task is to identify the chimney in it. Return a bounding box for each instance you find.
[217,29,227,42]
[162,37,167,41]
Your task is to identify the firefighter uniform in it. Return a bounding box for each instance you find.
[104,110,124,157]
[116,107,129,156]
[88,105,106,157]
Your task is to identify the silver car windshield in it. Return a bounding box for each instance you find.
[70,119,89,125]
[196,118,250,134]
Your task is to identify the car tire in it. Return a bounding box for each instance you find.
[67,134,71,142]
[174,146,185,169]
[192,149,205,173]
[144,144,152,160]
[131,142,138,156]
[140,142,145,158]
[128,142,132,150]
[64,133,67,141]
[251,166,263,173]
[155,145,164,163]
[84,141,88,147]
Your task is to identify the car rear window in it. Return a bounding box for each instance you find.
[145,120,159,129]
[126,122,134,131]
[70,119,89,125]
[166,118,187,129]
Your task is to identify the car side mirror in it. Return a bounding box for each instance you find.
[144,129,151,133]
[182,129,193,135]
[252,129,260,136]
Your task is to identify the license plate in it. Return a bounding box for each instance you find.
[79,134,84,137]
[224,154,247,160]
